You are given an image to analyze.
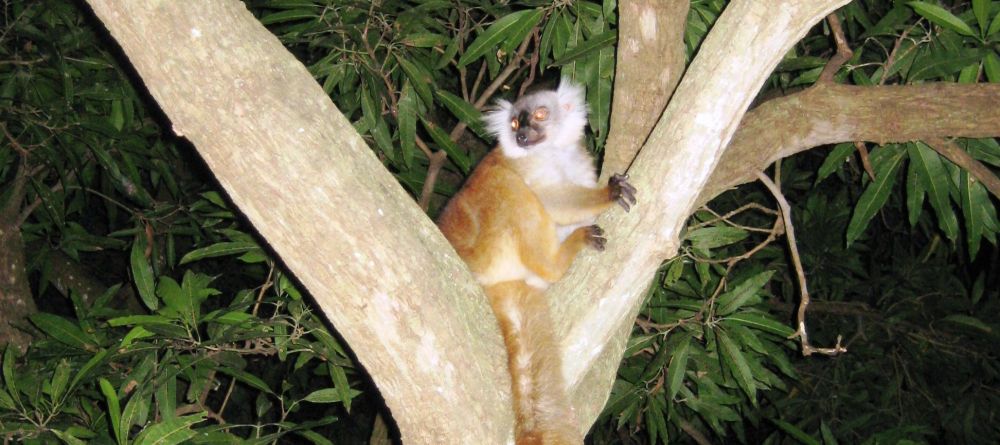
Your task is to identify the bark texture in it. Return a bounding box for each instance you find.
[550,0,851,426]
[698,82,1000,207]
[82,2,511,443]
[0,156,37,352]
[0,223,36,352]
[601,1,689,179]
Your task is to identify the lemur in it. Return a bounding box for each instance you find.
[437,80,635,445]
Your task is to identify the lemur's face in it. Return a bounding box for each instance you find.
[485,81,588,159]
[508,99,552,148]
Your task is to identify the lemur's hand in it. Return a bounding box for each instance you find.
[609,174,637,211]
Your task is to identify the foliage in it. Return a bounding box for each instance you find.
[1,1,360,443]
[590,1,1000,444]
[245,0,621,210]
[0,0,998,444]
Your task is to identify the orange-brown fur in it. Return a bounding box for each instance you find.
[438,149,624,444]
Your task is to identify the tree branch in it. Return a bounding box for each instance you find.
[698,82,1000,208]
[600,1,689,180]
[82,2,511,443]
[549,0,852,427]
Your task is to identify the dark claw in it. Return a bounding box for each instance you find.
[585,225,606,251]
[609,173,637,212]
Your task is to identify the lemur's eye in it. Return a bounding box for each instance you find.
[533,107,549,121]
[510,118,519,130]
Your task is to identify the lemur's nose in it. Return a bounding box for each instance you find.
[516,133,528,144]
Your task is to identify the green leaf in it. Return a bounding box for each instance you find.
[329,364,354,412]
[972,0,990,33]
[108,314,175,327]
[51,430,88,445]
[816,143,855,185]
[663,258,684,287]
[646,394,668,443]
[906,159,926,227]
[550,30,617,66]
[989,10,1000,36]
[259,9,317,25]
[121,391,152,439]
[395,56,435,107]
[2,347,19,405]
[908,142,959,241]
[717,271,774,316]
[131,238,158,311]
[156,375,177,421]
[458,9,544,67]
[215,366,274,395]
[99,378,123,445]
[686,227,750,250]
[133,413,205,445]
[400,32,448,48]
[421,117,470,174]
[49,359,72,405]
[771,418,822,445]
[358,84,378,131]
[29,313,97,350]
[588,66,612,145]
[942,314,992,333]
[501,9,544,55]
[908,2,976,37]
[716,329,756,403]
[725,313,796,338]
[860,6,913,39]
[436,36,462,69]
[959,171,984,258]
[666,334,692,401]
[820,420,838,445]
[69,349,110,393]
[0,389,13,410]
[371,117,396,163]
[970,272,986,305]
[397,81,417,169]
[434,90,486,138]
[109,100,124,131]
[983,52,1000,83]
[846,147,905,245]
[178,241,259,264]
[119,326,155,348]
[303,387,363,404]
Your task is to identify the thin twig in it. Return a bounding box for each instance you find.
[818,12,851,84]
[469,60,487,103]
[878,25,913,85]
[757,171,846,357]
[692,203,779,231]
[517,29,542,97]
[418,141,447,211]
[472,30,535,110]
[925,137,1000,200]
[854,141,875,181]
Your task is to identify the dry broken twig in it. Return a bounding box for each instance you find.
[757,170,847,357]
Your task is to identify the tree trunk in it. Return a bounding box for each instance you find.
[551,0,850,425]
[0,223,37,352]
[0,157,36,352]
[82,0,1000,442]
[82,2,510,443]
